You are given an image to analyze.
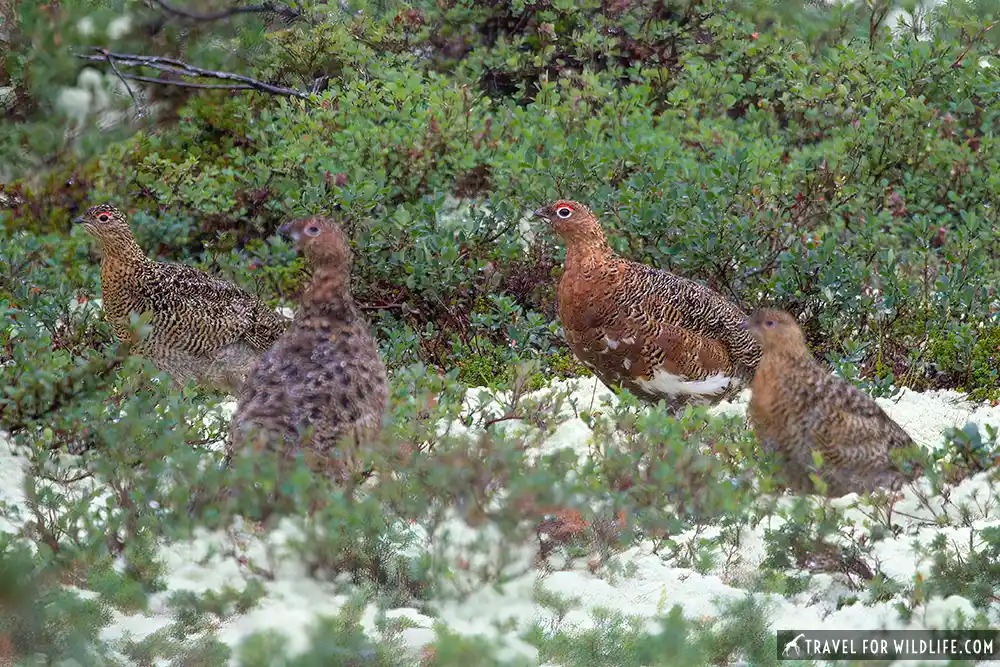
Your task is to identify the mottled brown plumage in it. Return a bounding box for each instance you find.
[75,203,288,394]
[534,200,760,409]
[228,216,388,482]
[745,309,921,496]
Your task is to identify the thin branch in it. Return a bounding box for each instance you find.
[103,50,145,116]
[121,73,258,91]
[359,302,405,312]
[77,49,311,99]
[147,0,302,22]
[951,22,995,69]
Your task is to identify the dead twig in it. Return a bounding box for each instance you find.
[147,0,302,23]
[77,49,311,99]
[951,22,995,69]
[359,302,405,312]
[118,74,259,91]
[102,49,145,116]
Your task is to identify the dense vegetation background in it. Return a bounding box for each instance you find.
[2,0,1000,664]
[5,0,1000,395]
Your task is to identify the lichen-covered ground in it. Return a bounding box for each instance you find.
[4,377,1000,665]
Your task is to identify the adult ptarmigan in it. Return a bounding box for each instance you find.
[745,308,922,496]
[534,199,760,409]
[75,203,288,394]
[228,215,388,484]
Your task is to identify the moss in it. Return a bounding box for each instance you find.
[455,342,508,388]
[547,350,590,380]
[967,328,1000,402]
[929,327,1000,402]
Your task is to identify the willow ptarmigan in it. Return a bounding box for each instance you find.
[745,309,922,496]
[74,203,288,394]
[533,200,760,409]
[228,216,388,483]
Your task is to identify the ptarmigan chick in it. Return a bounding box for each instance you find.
[533,200,760,409]
[75,203,288,394]
[228,215,388,482]
[745,309,921,496]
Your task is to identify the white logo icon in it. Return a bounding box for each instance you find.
[783,633,806,657]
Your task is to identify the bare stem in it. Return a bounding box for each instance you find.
[77,49,311,99]
[147,0,302,23]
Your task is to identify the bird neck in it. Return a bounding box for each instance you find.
[101,234,147,261]
[765,341,813,365]
[99,235,149,273]
[298,266,355,320]
[563,235,615,273]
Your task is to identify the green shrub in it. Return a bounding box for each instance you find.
[4,0,1000,663]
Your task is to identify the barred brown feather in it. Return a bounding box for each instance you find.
[746,309,922,496]
[534,200,760,409]
[228,216,388,483]
[75,203,288,394]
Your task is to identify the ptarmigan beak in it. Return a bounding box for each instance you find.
[72,216,86,225]
[532,208,549,220]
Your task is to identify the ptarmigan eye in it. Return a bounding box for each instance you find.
[556,207,572,218]
[98,214,110,222]
[305,225,321,237]
[765,320,775,327]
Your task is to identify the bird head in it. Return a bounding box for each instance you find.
[531,200,605,245]
[73,203,131,242]
[744,309,807,352]
[278,215,351,268]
